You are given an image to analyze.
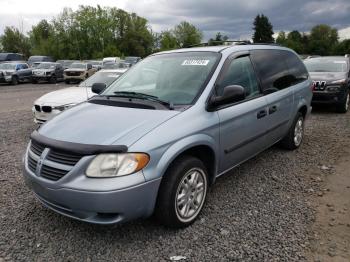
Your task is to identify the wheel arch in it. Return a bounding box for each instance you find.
[154,134,219,186]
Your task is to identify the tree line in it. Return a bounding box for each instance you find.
[0,7,349,59]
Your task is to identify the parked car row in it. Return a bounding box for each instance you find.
[0,53,141,86]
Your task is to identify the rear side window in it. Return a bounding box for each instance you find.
[251,49,307,93]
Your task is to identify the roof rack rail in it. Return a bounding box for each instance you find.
[187,40,280,48]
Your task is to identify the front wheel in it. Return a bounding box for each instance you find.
[155,156,208,228]
[279,112,304,150]
[49,75,57,84]
[11,76,18,85]
[336,89,349,113]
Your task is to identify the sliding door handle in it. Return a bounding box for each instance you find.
[257,110,267,119]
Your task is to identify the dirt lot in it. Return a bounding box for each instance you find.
[0,82,349,261]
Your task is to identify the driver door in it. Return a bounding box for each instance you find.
[216,53,269,173]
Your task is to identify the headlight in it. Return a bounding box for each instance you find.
[86,153,150,177]
[53,103,76,111]
[330,79,346,84]
[5,71,12,76]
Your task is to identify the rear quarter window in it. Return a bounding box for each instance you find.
[251,49,308,93]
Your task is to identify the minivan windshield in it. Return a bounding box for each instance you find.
[104,52,220,105]
[0,63,16,70]
[37,63,56,69]
[305,58,348,73]
[80,71,123,87]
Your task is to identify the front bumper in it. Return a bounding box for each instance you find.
[33,75,51,81]
[22,152,161,224]
[0,75,12,83]
[64,74,84,81]
[312,86,347,105]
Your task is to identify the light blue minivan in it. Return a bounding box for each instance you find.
[23,44,312,227]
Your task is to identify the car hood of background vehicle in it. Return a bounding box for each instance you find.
[35,87,94,105]
[38,102,180,146]
[309,72,347,81]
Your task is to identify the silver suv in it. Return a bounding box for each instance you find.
[23,44,312,227]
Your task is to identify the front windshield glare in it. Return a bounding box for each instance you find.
[80,71,122,87]
[71,63,86,69]
[305,59,348,72]
[37,63,55,69]
[103,52,220,105]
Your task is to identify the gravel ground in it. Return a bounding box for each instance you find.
[0,84,350,261]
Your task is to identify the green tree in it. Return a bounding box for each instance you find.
[252,14,274,43]
[276,31,287,45]
[333,39,350,55]
[159,30,178,51]
[208,32,229,46]
[0,26,31,57]
[29,19,54,56]
[308,24,338,55]
[173,21,202,48]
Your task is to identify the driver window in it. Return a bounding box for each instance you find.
[217,56,260,99]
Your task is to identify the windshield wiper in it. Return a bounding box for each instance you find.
[111,91,174,110]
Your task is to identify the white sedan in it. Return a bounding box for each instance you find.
[32,69,127,124]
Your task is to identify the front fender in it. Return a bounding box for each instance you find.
[142,133,219,183]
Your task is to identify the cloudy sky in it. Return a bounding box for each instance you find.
[0,0,349,40]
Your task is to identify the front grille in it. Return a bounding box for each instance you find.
[34,105,41,112]
[66,71,81,76]
[313,81,327,91]
[31,140,45,155]
[41,106,52,113]
[28,155,38,173]
[28,140,84,181]
[41,165,68,181]
[47,150,82,166]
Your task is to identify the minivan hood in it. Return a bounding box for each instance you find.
[309,72,347,81]
[38,102,180,146]
[35,86,94,106]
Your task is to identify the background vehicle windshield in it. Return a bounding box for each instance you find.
[37,63,56,69]
[103,62,129,69]
[305,58,348,72]
[104,52,220,105]
[0,63,16,70]
[79,71,122,87]
[70,63,86,69]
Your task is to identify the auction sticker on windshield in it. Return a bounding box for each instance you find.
[182,59,210,66]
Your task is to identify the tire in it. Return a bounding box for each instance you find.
[49,75,57,84]
[279,112,304,150]
[65,80,70,84]
[31,79,38,84]
[11,76,18,85]
[155,156,208,228]
[336,89,349,113]
[85,74,89,79]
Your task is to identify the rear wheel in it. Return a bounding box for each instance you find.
[279,112,304,150]
[336,89,349,113]
[11,76,18,85]
[155,156,208,228]
[65,80,70,84]
[31,79,38,84]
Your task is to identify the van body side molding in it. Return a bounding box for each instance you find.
[30,130,128,155]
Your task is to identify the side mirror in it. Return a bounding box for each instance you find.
[92,83,106,94]
[208,85,245,110]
